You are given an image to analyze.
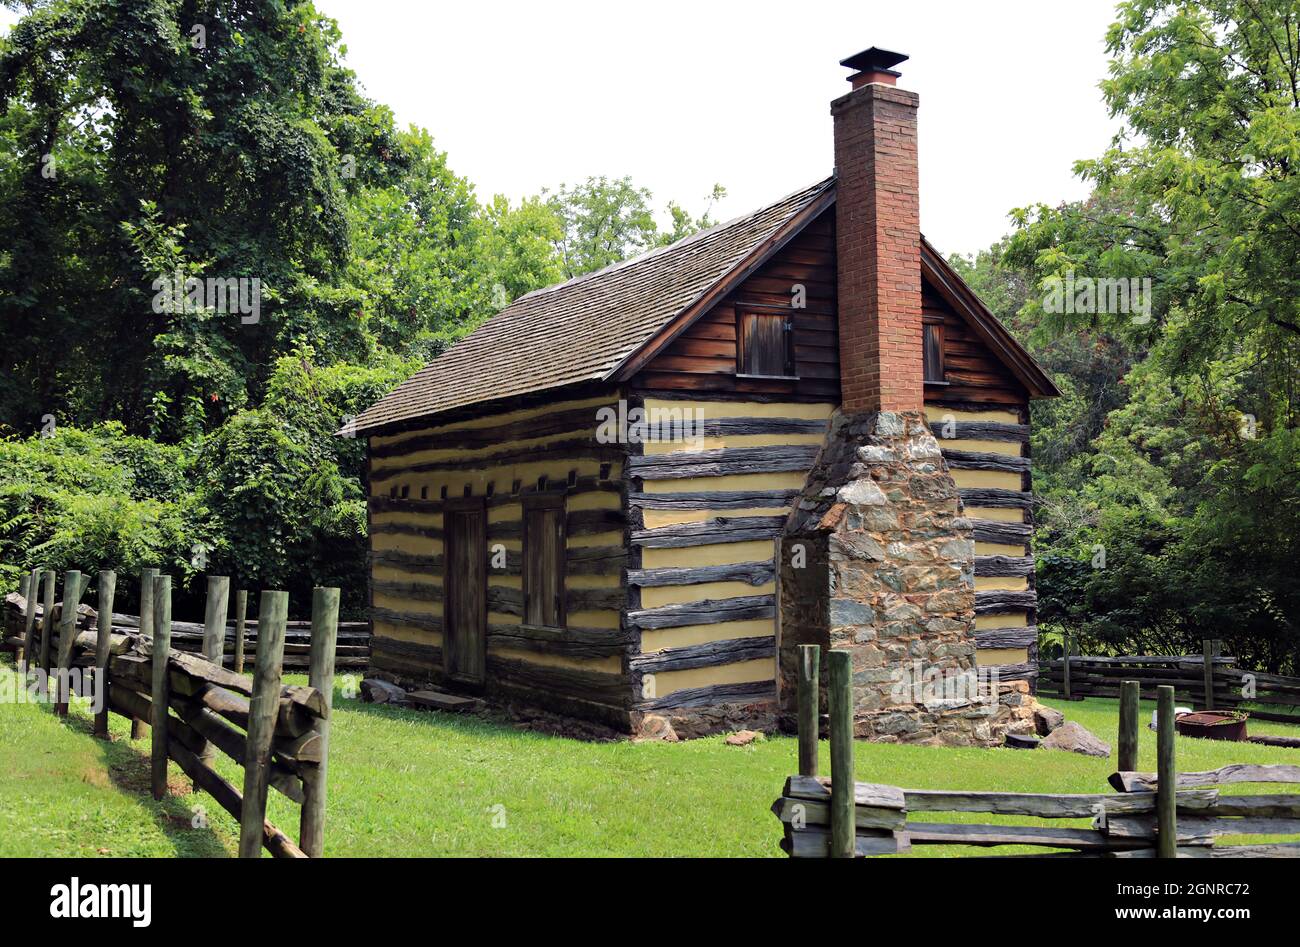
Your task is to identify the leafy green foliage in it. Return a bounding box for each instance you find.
[0,1,724,617]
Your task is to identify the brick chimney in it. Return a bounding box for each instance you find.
[832,48,922,413]
[775,49,1038,748]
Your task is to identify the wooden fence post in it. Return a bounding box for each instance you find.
[239,589,288,858]
[93,570,117,736]
[133,568,159,740]
[1201,638,1218,711]
[797,643,820,777]
[16,572,29,667]
[198,575,231,766]
[54,570,83,716]
[38,568,56,673]
[150,574,173,800]
[1118,679,1139,774]
[827,648,854,859]
[21,567,39,670]
[232,588,249,674]
[1062,633,1072,700]
[299,586,339,857]
[1156,684,1177,858]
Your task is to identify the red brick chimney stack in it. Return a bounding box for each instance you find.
[832,47,923,414]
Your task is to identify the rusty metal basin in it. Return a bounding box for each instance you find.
[1176,710,1249,741]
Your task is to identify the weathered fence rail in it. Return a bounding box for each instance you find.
[1038,638,1300,724]
[3,567,342,858]
[774,646,1300,858]
[3,585,369,672]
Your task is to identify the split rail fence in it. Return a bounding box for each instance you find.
[1039,636,1300,724]
[3,566,341,858]
[774,644,1300,858]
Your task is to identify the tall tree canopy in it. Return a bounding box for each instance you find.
[991,0,1300,670]
[0,0,723,614]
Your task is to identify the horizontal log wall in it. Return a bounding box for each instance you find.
[623,397,835,711]
[366,391,634,724]
[925,398,1038,687]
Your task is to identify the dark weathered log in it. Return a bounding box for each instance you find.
[485,623,634,660]
[626,595,775,630]
[973,555,1034,577]
[483,584,623,617]
[974,589,1037,615]
[637,679,774,711]
[626,445,820,480]
[369,636,443,678]
[629,635,775,674]
[368,404,611,459]
[370,440,624,482]
[1110,764,1300,793]
[370,606,443,634]
[971,520,1033,546]
[240,589,288,859]
[938,421,1029,443]
[485,654,630,708]
[940,449,1030,473]
[959,487,1034,509]
[645,416,827,439]
[974,626,1036,649]
[630,516,785,548]
[626,560,775,588]
[627,490,800,511]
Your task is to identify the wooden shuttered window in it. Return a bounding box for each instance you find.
[523,496,566,628]
[923,320,945,384]
[737,310,795,378]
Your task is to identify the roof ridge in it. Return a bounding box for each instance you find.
[513,177,834,304]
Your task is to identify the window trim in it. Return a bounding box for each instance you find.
[521,493,566,630]
[735,307,799,381]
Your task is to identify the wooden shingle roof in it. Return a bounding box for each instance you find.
[350,179,835,434]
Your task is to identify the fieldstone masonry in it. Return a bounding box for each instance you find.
[779,409,1040,746]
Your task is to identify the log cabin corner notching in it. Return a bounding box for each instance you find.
[348,48,1059,736]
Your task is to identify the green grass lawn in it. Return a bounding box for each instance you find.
[2,658,1298,857]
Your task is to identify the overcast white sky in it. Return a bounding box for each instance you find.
[2,0,1124,256]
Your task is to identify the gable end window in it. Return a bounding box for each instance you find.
[923,319,946,384]
[737,309,796,379]
[523,495,566,628]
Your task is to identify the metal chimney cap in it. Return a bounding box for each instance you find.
[839,47,909,76]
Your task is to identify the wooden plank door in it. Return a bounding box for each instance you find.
[444,500,486,685]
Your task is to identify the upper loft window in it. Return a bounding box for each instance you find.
[523,495,566,628]
[923,319,946,384]
[737,310,796,379]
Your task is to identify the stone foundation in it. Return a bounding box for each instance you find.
[780,409,1036,747]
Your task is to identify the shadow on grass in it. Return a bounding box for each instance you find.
[54,700,231,858]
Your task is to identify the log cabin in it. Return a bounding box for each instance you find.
[349,47,1059,740]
